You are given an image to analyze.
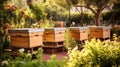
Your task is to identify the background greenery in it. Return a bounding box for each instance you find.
[0,0,120,67]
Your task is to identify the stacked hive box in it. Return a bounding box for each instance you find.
[8,28,44,48]
[68,27,88,49]
[43,28,65,43]
[89,26,111,39]
[43,28,66,53]
[69,27,89,41]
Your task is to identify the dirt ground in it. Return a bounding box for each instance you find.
[42,52,68,61]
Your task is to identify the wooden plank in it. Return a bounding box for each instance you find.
[55,32,65,42]
[43,34,55,42]
[9,29,44,48]
[11,36,29,48]
[89,27,111,39]
[43,29,65,42]
[42,45,64,54]
[29,35,43,48]
[80,30,88,40]
[69,29,88,41]
[103,30,110,38]
[90,30,103,38]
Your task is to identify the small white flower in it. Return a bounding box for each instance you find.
[19,48,25,53]
[32,51,37,54]
[1,60,8,66]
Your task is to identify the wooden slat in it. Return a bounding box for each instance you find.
[11,36,29,48]
[90,27,111,39]
[80,30,88,40]
[29,36,43,48]
[10,32,44,48]
[69,29,88,41]
[43,29,65,42]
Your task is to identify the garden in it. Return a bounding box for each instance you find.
[0,0,120,67]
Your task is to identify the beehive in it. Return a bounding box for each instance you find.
[43,28,66,43]
[89,26,111,39]
[69,27,88,41]
[54,21,66,27]
[8,28,44,48]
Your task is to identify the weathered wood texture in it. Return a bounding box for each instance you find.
[9,28,44,48]
[43,28,66,43]
[42,45,64,54]
[43,28,66,53]
[69,27,89,41]
[89,26,111,39]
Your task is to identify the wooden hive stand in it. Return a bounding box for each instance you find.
[42,42,64,54]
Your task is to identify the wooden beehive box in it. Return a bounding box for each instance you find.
[43,28,66,42]
[69,27,88,41]
[54,21,66,27]
[8,28,44,48]
[89,26,111,39]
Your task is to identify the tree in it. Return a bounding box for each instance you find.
[74,0,115,26]
[110,2,120,25]
[58,0,118,26]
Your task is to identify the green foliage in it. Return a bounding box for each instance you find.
[102,11,112,21]
[66,37,120,67]
[84,0,111,8]
[0,48,67,67]
[102,3,120,25]
[57,0,116,26]
[102,11,120,22]
[65,29,77,49]
[69,12,94,26]
[29,3,46,21]
[46,11,94,26]
[111,27,120,37]
[54,0,71,10]
[70,0,79,5]
[40,20,54,28]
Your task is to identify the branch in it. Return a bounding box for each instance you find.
[86,6,96,14]
[101,0,111,11]
[101,5,110,11]
[75,5,96,14]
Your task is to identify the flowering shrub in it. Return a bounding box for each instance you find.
[67,36,120,67]
[0,48,67,67]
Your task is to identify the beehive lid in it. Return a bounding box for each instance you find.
[8,28,44,33]
[44,27,66,31]
[89,26,111,30]
[68,27,88,30]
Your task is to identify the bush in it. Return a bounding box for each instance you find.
[102,10,120,25]
[69,12,94,26]
[0,48,67,67]
[65,29,77,49]
[46,9,94,27]
[111,26,120,38]
[66,36,120,67]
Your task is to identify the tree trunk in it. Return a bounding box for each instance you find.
[94,9,101,26]
[95,13,101,26]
